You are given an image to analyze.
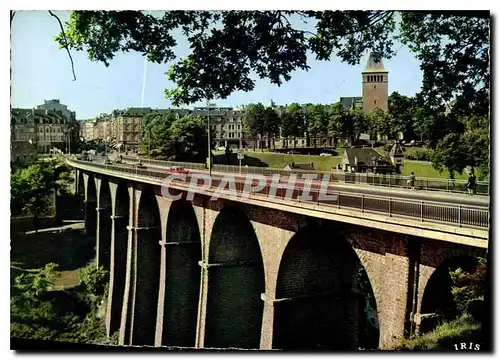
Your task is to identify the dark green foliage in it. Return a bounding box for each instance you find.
[169,115,209,162]
[449,257,486,318]
[56,11,488,116]
[78,264,108,296]
[406,150,429,161]
[11,261,110,344]
[11,159,73,228]
[243,103,281,149]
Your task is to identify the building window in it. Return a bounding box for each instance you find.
[374,99,378,105]
[374,85,377,89]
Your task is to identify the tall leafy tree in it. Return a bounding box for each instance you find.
[366,108,395,140]
[11,162,58,231]
[305,104,329,147]
[281,103,305,149]
[388,92,416,139]
[52,11,488,115]
[140,111,175,156]
[244,103,267,149]
[262,106,281,149]
[429,133,467,180]
[168,115,209,162]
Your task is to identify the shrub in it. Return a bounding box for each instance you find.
[78,265,108,296]
[406,150,430,161]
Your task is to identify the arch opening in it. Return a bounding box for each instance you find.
[161,199,201,347]
[132,189,162,345]
[205,207,265,349]
[98,179,112,271]
[419,255,485,334]
[273,223,379,350]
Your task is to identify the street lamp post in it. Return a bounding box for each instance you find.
[207,98,211,177]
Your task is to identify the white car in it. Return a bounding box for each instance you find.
[216,146,226,151]
[320,152,333,156]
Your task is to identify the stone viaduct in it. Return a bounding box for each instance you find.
[73,162,489,350]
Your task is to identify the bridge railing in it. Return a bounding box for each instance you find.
[122,155,489,195]
[70,159,490,230]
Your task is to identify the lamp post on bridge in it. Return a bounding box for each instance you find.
[206,99,218,177]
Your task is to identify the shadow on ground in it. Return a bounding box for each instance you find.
[11,223,95,271]
[214,153,269,167]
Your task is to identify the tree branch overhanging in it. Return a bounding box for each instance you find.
[48,10,76,81]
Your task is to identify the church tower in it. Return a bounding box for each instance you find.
[362,54,389,114]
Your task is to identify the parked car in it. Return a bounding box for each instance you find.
[104,159,113,165]
[287,150,300,154]
[167,166,189,174]
[319,152,333,157]
[216,146,227,151]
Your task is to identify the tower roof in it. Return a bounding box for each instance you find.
[363,53,387,73]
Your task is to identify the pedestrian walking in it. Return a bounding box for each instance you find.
[466,172,476,195]
[407,172,416,190]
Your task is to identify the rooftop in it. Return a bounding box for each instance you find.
[344,148,392,166]
[363,53,387,73]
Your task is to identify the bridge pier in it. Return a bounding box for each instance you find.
[70,163,488,351]
[105,181,130,338]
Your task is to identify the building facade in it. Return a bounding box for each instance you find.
[79,106,248,152]
[11,108,74,154]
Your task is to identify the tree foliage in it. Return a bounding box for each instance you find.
[281,103,305,148]
[243,103,281,148]
[78,264,108,296]
[11,162,56,223]
[169,114,209,162]
[56,11,489,114]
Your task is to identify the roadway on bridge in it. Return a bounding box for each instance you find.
[110,158,489,208]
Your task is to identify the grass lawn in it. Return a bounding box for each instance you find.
[243,151,341,171]
[221,150,467,179]
[403,162,469,180]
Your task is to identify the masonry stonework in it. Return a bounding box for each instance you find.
[77,176,487,351]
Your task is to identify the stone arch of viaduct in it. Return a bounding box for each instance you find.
[75,169,487,350]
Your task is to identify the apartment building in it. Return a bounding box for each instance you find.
[11,108,75,154]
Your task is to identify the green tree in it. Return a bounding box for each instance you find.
[244,103,267,149]
[55,11,488,116]
[460,116,489,180]
[168,114,209,162]
[366,108,394,140]
[429,133,467,179]
[305,104,329,147]
[11,162,57,231]
[140,111,175,157]
[388,91,415,139]
[412,107,435,143]
[281,103,305,149]
[262,106,281,149]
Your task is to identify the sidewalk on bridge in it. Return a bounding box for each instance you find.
[326,181,490,206]
[134,162,489,207]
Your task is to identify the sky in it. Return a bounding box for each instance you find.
[11,10,424,120]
